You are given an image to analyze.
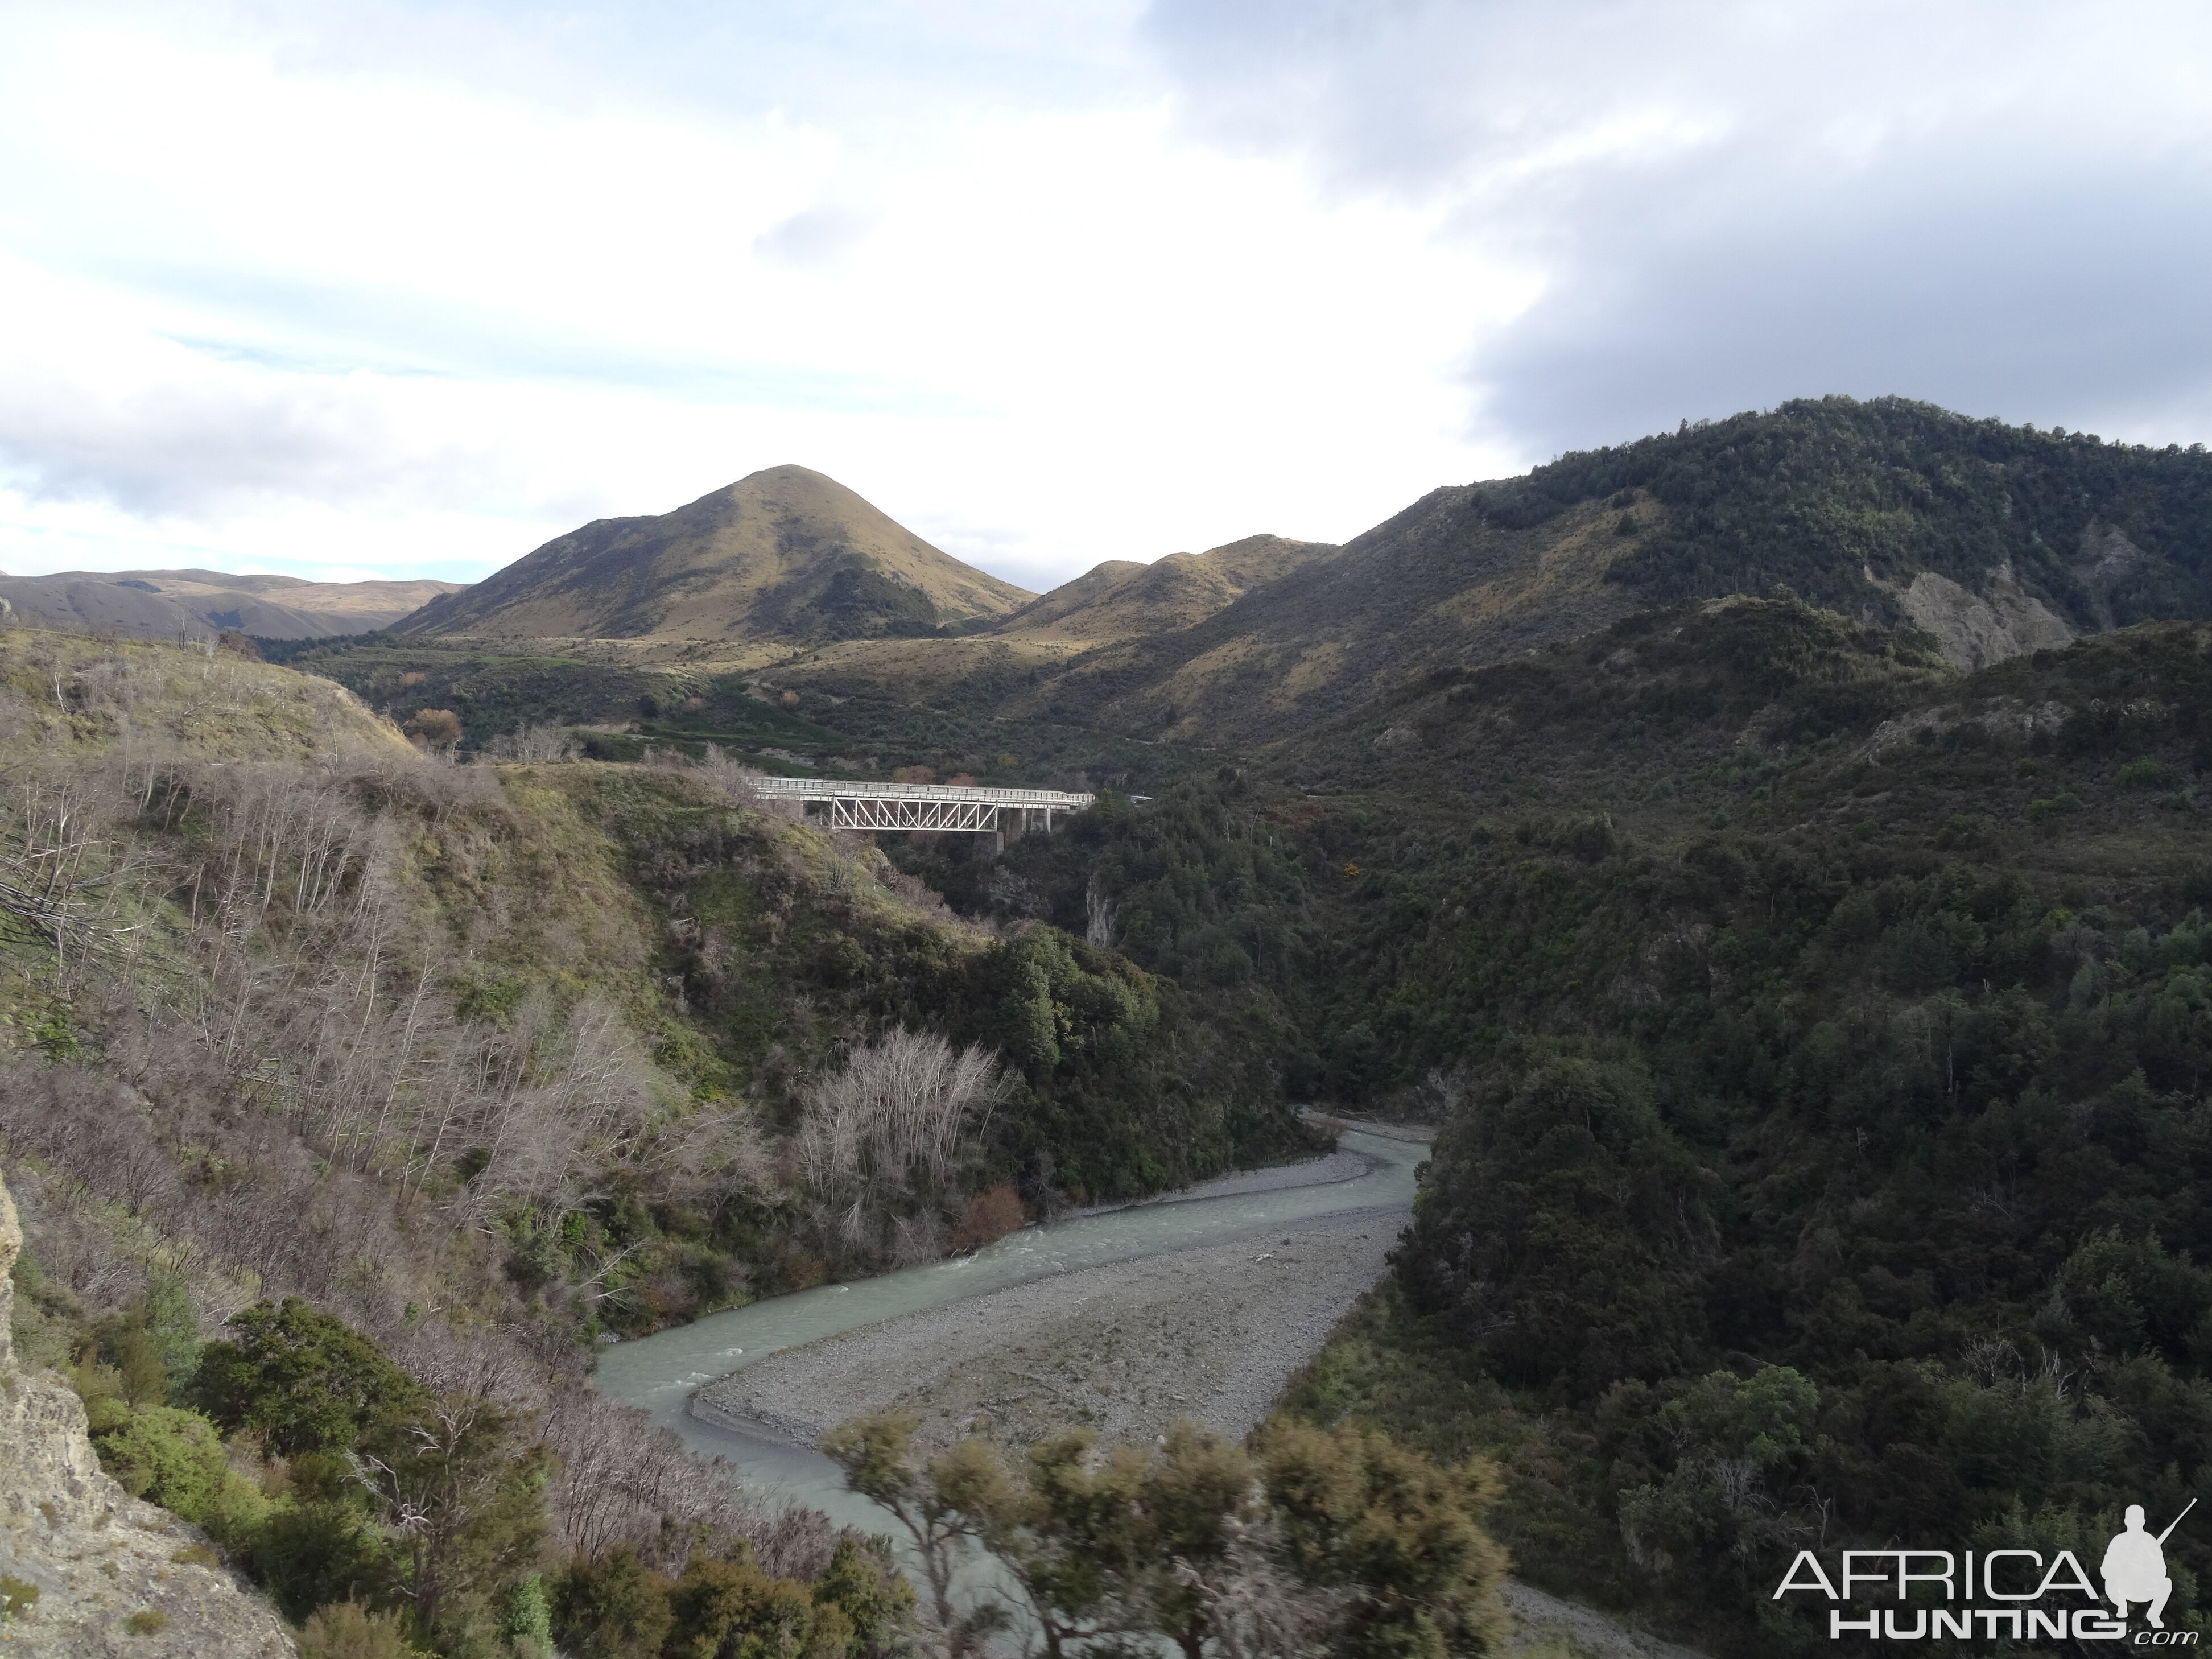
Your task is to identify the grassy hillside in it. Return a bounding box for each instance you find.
[779,397,2212,756]
[0,626,1314,1652]
[394,465,1031,646]
[994,534,1336,643]
[0,629,1297,1304]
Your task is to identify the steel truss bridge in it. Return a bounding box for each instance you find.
[748,776,1095,837]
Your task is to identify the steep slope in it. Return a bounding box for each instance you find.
[0,628,411,761]
[1,1170,295,1657]
[0,569,462,641]
[393,465,1032,646]
[998,534,1336,643]
[915,605,2212,1654]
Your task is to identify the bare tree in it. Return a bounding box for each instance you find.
[483,725,580,762]
[797,1029,1007,1252]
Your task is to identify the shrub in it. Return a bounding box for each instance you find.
[551,1547,675,1659]
[192,1299,424,1457]
[93,1406,230,1522]
[2119,756,2181,789]
[297,1602,422,1659]
[125,1609,170,1635]
[403,708,463,748]
[1,1575,38,1617]
[948,1183,1025,1253]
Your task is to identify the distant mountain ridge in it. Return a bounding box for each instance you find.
[218,395,2212,764]
[0,569,461,642]
[394,465,1033,646]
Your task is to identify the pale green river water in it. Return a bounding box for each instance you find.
[592,1129,1425,1533]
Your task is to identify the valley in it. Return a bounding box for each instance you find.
[8,394,2212,1657]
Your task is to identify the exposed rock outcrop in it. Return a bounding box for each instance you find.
[2074,522,2147,630]
[1868,561,2075,670]
[0,1166,294,1657]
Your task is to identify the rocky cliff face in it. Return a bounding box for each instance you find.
[0,1167,295,1657]
[1866,560,2077,670]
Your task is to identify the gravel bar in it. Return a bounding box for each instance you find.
[694,1208,1400,1454]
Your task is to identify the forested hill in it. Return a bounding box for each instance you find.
[889,603,2212,1653]
[1524,395,2212,627]
[861,397,2212,753]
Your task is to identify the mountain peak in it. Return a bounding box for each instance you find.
[396,469,1032,645]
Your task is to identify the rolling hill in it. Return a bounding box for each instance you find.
[283,397,2212,794]
[791,397,2212,750]
[0,568,461,641]
[391,465,1032,647]
[997,534,1336,643]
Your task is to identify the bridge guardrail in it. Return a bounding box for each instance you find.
[748,778,1095,810]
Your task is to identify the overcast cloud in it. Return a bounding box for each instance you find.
[1147,0,2212,453]
[0,1,2206,589]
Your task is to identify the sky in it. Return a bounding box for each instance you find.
[2,1,2210,596]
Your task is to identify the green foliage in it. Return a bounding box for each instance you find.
[125,1608,170,1635]
[1211,618,2212,1650]
[551,1538,914,1659]
[551,1547,676,1659]
[1257,1418,1507,1659]
[244,1453,387,1623]
[350,1396,550,1640]
[7,1241,82,1371]
[90,1404,230,1520]
[601,764,1309,1221]
[665,1553,845,1659]
[192,1297,427,1456]
[86,1272,199,1408]
[502,1574,553,1653]
[825,1409,1504,1659]
[1402,1056,1713,1400]
[0,1575,38,1618]
[808,1537,915,1659]
[297,1601,426,1659]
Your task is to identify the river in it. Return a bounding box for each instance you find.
[592,1128,1426,1532]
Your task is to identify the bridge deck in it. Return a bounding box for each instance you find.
[746,776,1094,834]
[748,778,1095,810]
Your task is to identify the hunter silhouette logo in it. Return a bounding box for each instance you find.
[2105,1501,2193,1631]
[1773,1501,2201,1642]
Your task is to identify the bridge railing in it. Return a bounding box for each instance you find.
[748,777,1095,810]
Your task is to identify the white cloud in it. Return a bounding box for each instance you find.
[3,0,2206,596]
[0,6,1522,588]
[1144,0,2212,455]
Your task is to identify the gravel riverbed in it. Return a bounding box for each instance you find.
[695,1206,1398,1454]
[683,1132,1708,1659]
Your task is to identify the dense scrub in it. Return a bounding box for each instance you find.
[903,606,2212,1649]
[1248,616,2212,1651]
[12,1265,894,1657]
[1479,394,2212,624]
